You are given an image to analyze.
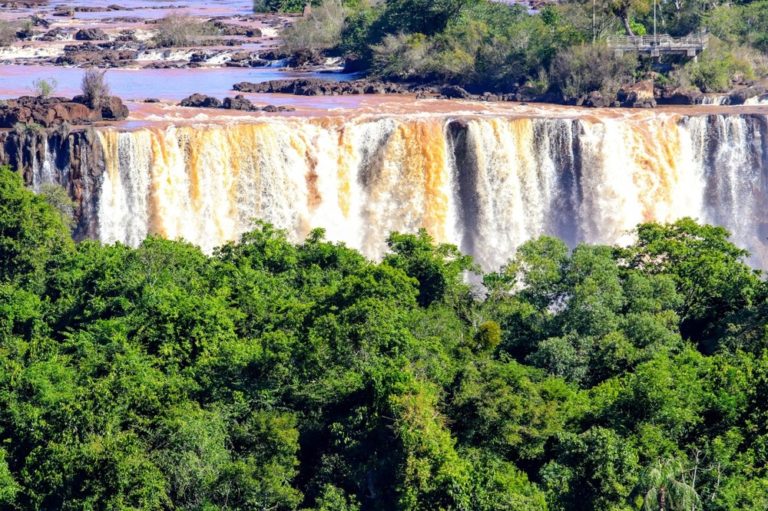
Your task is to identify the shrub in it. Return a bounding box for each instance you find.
[153,14,203,47]
[31,78,57,98]
[254,0,306,12]
[338,3,380,58]
[81,68,110,109]
[16,19,34,40]
[371,33,434,80]
[474,321,502,352]
[670,39,768,92]
[281,0,346,53]
[0,20,17,47]
[13,121,45,134]
[549,43,638,100]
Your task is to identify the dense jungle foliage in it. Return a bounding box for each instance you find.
[1,164,768,510]
[271,0,768,98]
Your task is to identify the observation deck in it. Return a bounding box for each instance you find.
[607,34,709,59]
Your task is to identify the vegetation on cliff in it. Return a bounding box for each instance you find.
[1,164,767,509]
[274,0,768,101]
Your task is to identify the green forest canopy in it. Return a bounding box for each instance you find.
[278,0,768,96]
[1,165,767,510]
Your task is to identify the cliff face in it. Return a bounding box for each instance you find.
[2,112,767,269]
[0,126,104,239]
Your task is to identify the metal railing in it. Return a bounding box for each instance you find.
[606,33,709,50]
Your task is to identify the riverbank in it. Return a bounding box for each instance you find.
[227,76,768,107]
[3,0,768,110]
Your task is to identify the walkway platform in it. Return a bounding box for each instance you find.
[607,34,709,59]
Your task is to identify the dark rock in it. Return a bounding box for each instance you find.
[440,85,471,99]
[116,29,137,42]
[228,51,251,62]
[206,21,261,37]
[57,45,137,67]
[0,96,106,128]
[658,87,702,105]
[190,52,210,63]
[144,98,160,103]
[342,55,367,73]
[142,62,185,69]
[259,49,289,61]
[179,93,222,108]
[287,48,324,68]
[100,96,129,120]
[30,15,50,28]
[582,91,610,108]
[234,78,437,98]
[16,24,36,40]
[40,27,75,41]
[75,28,108,41]
[617,80,656,108]
[222,95,254,111]
[110,16,143,23]
[728,86,766,105]
[53,7,74,16]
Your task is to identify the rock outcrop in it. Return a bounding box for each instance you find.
[179,93,295,112]
[0,95,129,129]
[180,94,222,108]
[222,95,255,111]
[728,85,767,105]
[440,85,472,99]
[75,28,108,41]
[0,127,104,239]
[233,78,427,96]
[618,80,656,108]
[657,87,703,105]
[97,96,129,120]
[56,42,138,67]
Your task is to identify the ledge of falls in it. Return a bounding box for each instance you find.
[2,110,767,270]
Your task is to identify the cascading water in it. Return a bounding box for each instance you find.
[31,112,768,269]
[685,114,768,265]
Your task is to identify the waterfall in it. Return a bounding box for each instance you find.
[85,113,768,269]
[31,136,69,192]
[685,115,768,265]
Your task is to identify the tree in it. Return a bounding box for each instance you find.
[384,230,474,308]
[0,166,72,290]
[641,457,701,511]
[621,219,761,347]
[0,449,19,507]
[0,178,765,511]
[605,0,651,35]
[376,0,479,37]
